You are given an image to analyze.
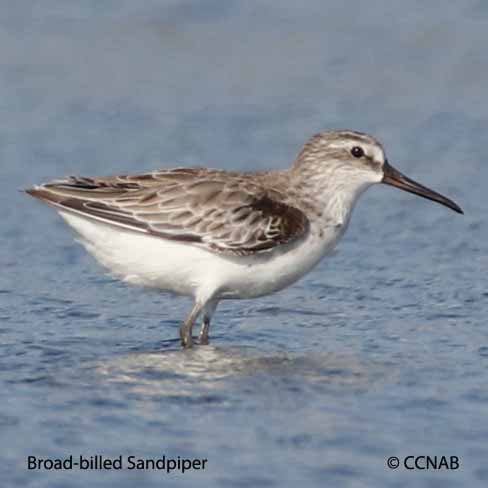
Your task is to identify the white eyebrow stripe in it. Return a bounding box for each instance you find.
[328,140,371,150]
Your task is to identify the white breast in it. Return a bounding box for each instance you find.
[215,223,345,299]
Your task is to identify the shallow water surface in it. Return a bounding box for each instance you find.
[1,1,488,487]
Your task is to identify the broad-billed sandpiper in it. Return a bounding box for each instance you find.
[26,130,463,348]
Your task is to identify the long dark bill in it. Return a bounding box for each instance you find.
[382,161,463,214]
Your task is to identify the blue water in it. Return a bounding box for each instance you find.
[1,1,487,487]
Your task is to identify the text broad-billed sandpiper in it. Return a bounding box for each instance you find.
[26,131,463,348]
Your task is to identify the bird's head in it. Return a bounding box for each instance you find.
[293,130,463,214]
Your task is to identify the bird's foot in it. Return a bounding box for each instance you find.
[198,334,209,346]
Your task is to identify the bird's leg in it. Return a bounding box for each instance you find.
[198,299,219,345]
[179,301,204,349]
[199,316,211,345]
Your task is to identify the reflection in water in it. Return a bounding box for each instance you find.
[95,342,390,400]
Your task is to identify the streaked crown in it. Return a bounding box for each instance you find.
[293,130,386,174]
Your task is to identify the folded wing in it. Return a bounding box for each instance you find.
[26,168,309,256]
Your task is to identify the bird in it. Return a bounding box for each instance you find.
[26,130,463,348]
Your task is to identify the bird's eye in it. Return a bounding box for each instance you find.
[351,146,364,158]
